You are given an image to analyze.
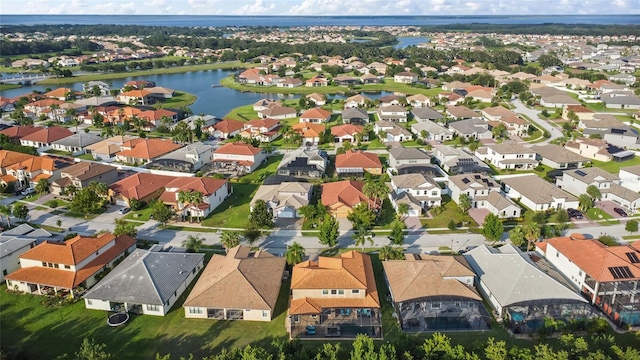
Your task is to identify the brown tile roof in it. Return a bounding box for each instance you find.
[0,126,43,139]
[244,118,280,129]
[116,139,181,160]
[183,245,285,311]
[300,108,332,120]
[214,142,262,156]
[18,233,115,265]
[290,251,380,315]
[258,104,296,117]
[159,177,228,204]
[44,87,79,98]
[335,150,382,169]
[6,234,135,288]
[382,255,481,302]
[539,235,640,282]
[482,106,517,118]
[25,99,64,108]
[321,180,378,209]
[566,105,594,113]
[331,124,363,137]
[292,123,325,138]
[110,173,175,200]
[211,119,245,134]
[20,126,73,143]
[60,162,116,181]
[0,150,56,172]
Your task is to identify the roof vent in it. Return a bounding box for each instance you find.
[569,233,586,241]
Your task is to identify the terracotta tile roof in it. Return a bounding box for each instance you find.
[110,173,175,200]
[0,126,43,139]
[566,105,594,113]
[300,108,332,120]
[382,255,480,303]
[335,150,382,169]
[209,119,245,134]
[20,126,73,143]
[119,89,151,97]
[44,87,78,99]
[116,139,181,160]
[18,233,117,265]
[321,180,378,209]
[539,235,640,282]
[331,124,363,137]
[0,150,56,172]
[160,177,228,204]
[214,142,262,156]
[292,123,325,138]
[183,245,285,311]
[25,99,64,108]
[6,234,136,288]
[244,118,280,129]
[0,150,41,168]
[289,251,380,315]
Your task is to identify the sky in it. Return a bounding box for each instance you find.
[1,0,639,16]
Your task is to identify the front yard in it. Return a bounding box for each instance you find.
[200,183,258,229]
[591,157,640,174]
[420,197,478,230]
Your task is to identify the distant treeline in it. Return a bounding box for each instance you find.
[419,23,640,36]
[0,39,101,56]
[0,24,224,37]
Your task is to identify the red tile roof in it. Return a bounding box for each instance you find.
[211,119,245,134]
[331,124,364,137]
[300,108,332,120]
[20,126,73,143]
[321,180,378,209]
[335,150,382,169]
[159,177,228,204]
[0,126,43,139]
[214,142,262,156]
[110,173,175,200]
[116,138,181,160]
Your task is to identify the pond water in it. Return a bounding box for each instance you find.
[394,36,430,49]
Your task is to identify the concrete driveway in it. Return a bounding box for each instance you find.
[404,216,422,230]
[468,208,490,225]
[274,217,302,230]
[596,200,630,219]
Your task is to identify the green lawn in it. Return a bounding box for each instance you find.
[200,183,258,228]
[76,153,95,160]
[43,199,70,209]
[420,197,478,229]
[224,104,257,121]
[39,61,251,85]
[585,207,614,221]
[124,205,154,222]
[0,84,21,90]
[373,199,397,230]
[0,273,291,360]
[164,225,220,233]
[592,157,640,174]
[159,91,197,109]
[237,155,283,184]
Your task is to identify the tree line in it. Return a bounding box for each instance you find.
[0,39,101,57]
[0,24,224,38]
[418,23,640,37]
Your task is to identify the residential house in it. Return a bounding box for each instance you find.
[394,71,418,84]
[540,94,581,108]
[147,142,214,172]
[83,81,110,96]
[501,174,579,211]
[463,245,591,333]
[536,235,640,327]
[344,94,370,109]
[333,75,360,86]
[432,145,491,175]
[563,105,595,121]
[448,119,492,140]
[485,191,523,219]
[602,93,640,110]
[447,173,520,219]
[23,99,64,118]
[0,126,43,143]
[291,123,325,146]
[383,254,488,332]
[289,251,382,339]
[481,106,529,137]
[51,162,118,196]
[43,87,82,101]
[83,249,204,316]
[117,89,153,106]
[173,115,217,131]
[146,86,175,99]
[183,246,285,321]
[257,104,297,120]
[160,177,232,220]
[378,95,401,107]
[556,168,640,214]
[84,135,138,161]
[305,75,329,87]
[109,173,175,207]
[206,119,245,139]
[4,233,137,298]
[411,121,453,142]
[331,124,366,143]
[578,114,624,131]
[376,105,408,122]
[411,107,444,123]
[253,99,281,111]
[531,144,588,169]
[321,180,378,218]
[299,108,332,124]
[389,173,442,216]
[364,61,387,74]
[0,150,67,190]
[445,105,480,121]
[475,142,538,171]
[115,138,182,164]
[374,121,412,143]
[565,138,630,162]
[277,78,303,88]
[619,165,640,192]
[250,181,313,218]
[388,146,435,175]
[335,151,383,177]
[51,133,102,154]
[20,126,73,150]
[212,142,268,174]
[306,93,326,106]
[277,149,328,178]
[239,118,281,143]
[406,94,431,108]
[341,108,369,124]
[466,89,493,103]
[0,225,49,281]
[442,81,472,91]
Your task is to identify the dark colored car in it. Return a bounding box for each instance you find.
[614,207,628,217]
[567,208,583,219]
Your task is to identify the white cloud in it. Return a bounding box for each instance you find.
[233,0,275,14]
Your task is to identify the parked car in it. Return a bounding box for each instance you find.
[614,207,628,217]
[567,208,583,219]
[20,188,35,196]
[118,207,131,215]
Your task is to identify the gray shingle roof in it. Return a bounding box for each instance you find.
[83,249,204,305]
[52,133,102,148]
[531,144,589,164]
[411,107,444,120]
[388,146,430,161]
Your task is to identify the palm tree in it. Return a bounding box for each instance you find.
[0,204,11,228]
[101,125,114,138]
[523,223,541,250]
[49,103,60,123]
[89,181,109,197]
[508,225,526,247]
[285,242,305,265]
[182,235,204,253]
[363,180,388,211]
[352,225,373,252]
[586,185,602,202]
[220,231,241,251]
[379,245,403,261]
[397,203,409,220]
[35,178,49,195]
[578,194,593,213]
[65,184,78,197]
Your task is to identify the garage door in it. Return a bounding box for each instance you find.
[277,208,296,218]
[115,199,128,207]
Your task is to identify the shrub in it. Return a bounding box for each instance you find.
[48,200,59,208]
[64,233,78,240]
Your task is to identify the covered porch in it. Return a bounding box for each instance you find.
[397,297,490,332]
[289,308,382,339]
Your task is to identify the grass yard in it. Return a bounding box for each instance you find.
[159,91,197,109]
[373,199,397,230]
[0,84,21,90]
[163,225,220,233]
[124,205,154,222]
[585,207,614,221]
[420,197,478,229]
[591,157,640,174]
[0,274,291,360]
[200,183,258,229]
[237,155,283,184]
[76,153,95,161]
[224,104,257,121]
[43,199,70,209]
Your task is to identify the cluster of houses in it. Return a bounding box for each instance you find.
[4,232,638,336]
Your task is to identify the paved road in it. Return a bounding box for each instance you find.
[511,99,564,145]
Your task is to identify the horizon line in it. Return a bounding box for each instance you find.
[2,14,639,17]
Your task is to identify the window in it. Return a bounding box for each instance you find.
[338,289,344,295]
[64,265,71,269]
[322,289,329,295]
[189,307,203,314]
[454,301,461,308]
[47,262,53,268]
[431,191,438,196]
[330,290,337,295]
[42,262,47,267]
[146,304,160,312]
[352,289,359,294]
[579,270,583,276]
[54,264,59,269]
[2,269,7,276]
[431,302,441,309]
[87,299,92,305]
[262,310,268,318]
